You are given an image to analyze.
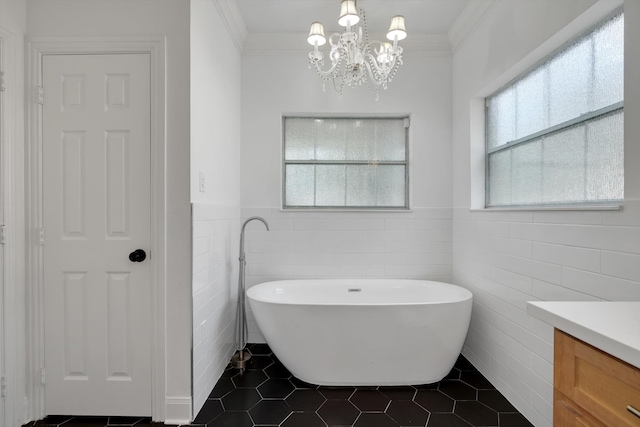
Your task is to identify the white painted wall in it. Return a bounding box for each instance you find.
[241,44,455,340]
[27,0,193,421]
[190,0,242,206]
[190,0,243,418]
[0,1,27,426]
[451,1,640,426]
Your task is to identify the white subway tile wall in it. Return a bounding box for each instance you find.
[453,199,640,427]
[192,204,240,417]
[242,207,454,343]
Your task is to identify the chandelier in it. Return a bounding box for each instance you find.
[307,0,407,99]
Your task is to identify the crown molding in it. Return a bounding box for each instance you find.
[213,0,248,53]
[447,0,499,54]
[243,33,451,57]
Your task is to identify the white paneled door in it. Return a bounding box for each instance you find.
[42,54,151,416]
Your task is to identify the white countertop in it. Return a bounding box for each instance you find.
[527,301,640,369]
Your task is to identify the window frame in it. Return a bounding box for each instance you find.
[282,115,411,210]
[484,8,624,209]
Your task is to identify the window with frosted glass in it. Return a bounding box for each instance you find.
[283,117,409,209]
[486,11,623,207]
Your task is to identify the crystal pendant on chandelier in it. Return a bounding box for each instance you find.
[307,0,407,99]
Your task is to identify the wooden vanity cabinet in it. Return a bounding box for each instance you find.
[554,329,640,426]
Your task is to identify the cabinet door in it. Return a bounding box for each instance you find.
[555,329,640,427]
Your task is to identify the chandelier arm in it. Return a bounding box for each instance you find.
[364,51,398,84]
[310,44,348,80]
[362,55,386,88]
[312,58,340,79]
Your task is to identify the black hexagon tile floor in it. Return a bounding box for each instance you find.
[194,343,534,427]
[27,344,535,427]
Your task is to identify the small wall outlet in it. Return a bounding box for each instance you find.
[198,171,206,192]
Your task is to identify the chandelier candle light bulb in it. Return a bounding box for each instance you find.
[376,42,393,64]
[307,0,407,99]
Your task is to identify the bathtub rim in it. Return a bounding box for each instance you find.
[246,279,473,306]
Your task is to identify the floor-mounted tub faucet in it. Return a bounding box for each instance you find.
[232,216,270,371]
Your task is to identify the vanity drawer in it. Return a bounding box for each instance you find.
[555,329,640,427]
[554,390,605,427]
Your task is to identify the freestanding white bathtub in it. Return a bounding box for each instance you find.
[246,279,473,386]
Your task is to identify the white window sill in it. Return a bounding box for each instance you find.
[470,204,622,212]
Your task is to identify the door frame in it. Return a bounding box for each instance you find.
[0,29,6,427]
[26,37,167,422]
[1,23,26,427]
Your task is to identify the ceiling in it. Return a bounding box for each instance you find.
[235,0,471,37]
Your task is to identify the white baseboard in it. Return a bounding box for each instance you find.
[165,397,192,425]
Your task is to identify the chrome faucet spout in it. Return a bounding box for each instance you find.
[239,216,269,258]
[242,216,270,232]
[233,216,270,371]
